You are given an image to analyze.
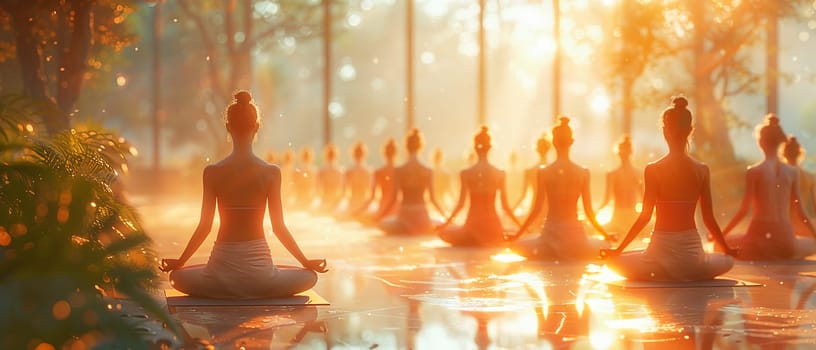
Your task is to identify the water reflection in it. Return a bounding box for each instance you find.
[579,271,743,350]
[141,203,816,349]
[172,306,325,349]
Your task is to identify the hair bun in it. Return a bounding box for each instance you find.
[671,96,688,109]
[234,90,252,105]
[474,125,491,150]
[766,113,780,126]
[558,116,570,126]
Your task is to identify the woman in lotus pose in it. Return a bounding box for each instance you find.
[293,147,317,209]
[161,91,327,299]
[343,141,372,214]
[438,126,521,247]
[316,143,344,212]
[603,97,735,281]
[721,114,816,260]
[356,138,399,221]
[279,149,297,207]
[432,148,455,211]
[598,135,643,234]
[513,134,552,232]
[507,117,614,259]
[376,129,445,235]
[783,136,816,238]
[514,134,551,211]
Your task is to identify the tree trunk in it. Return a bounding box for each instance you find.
[56,0,93,116]
[699,81,735,164]
[7,5,70,134]
[621,77,634,135]
[237,0,253,90]
[765,2,778,114]
[689,0,735,164]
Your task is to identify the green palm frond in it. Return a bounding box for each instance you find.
[0,94,61,141]
[0,96,179,348]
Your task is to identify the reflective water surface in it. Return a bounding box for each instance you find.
[140,197,816,349]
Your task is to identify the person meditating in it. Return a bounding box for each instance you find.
[160,91,328,299]
[343,141,372,215]
[437,126,521,247]
[783,136,816,238]
[598,135,643,235]
[293,146,317,209]
[355,138,399,222]
[602,97,735,281]
[512,134,552,233]
[431,148,455,211]
[376,128,445,235]
[720,114,816,260]
[316,143,344,212]
[513,134,551,212]
[506,117,614,260]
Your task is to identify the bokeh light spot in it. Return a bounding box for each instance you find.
[34,343,56,350]
[52,300,71,320]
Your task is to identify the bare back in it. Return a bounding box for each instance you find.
[395,159,433,205]
[747,160,796,223]
[207,156,277,242]
[609,164,641,210]
[317,165,344,207]
[345,165,371,207]
[461,162,503,218]
[373,165,396,205]
[539,161,589,222]
[648,155,707,231]
[799,168,816,216]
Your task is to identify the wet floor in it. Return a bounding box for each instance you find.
[138,196,816,349]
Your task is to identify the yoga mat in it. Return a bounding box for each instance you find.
[590,277,761,289]
[164,289,330,309]
[737,259,816,266]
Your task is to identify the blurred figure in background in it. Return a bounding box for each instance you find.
[376,129,445,235]
[279,149,297,207]
[722,114,816,260]
[316,143,344,213]
[783,136,816,238]
[343,141,372,216]
[507,117,613,259]
[438,126,520,247]
[355,138,399,222]
[597,135,643,235]
[512,133,552,235]
[505,151,523,210]
[432,148,454,211]
[265,151,277,165]
[293,147,317,209]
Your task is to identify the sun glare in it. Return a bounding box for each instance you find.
[595,206,613,226]
[491,249,527,263]
[590,93,612,114]
[420,239,449,248]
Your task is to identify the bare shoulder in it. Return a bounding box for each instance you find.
[202,163,221,179]
[690,158,710,176]
[264,162,282,177]
[495,165,506,177]
[643,160,664,178]
[780,162,798,177]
